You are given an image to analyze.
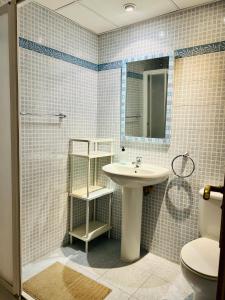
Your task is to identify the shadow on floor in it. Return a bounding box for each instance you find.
[61,236,147,270]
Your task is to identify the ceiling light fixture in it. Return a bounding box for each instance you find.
[123,3,136,12]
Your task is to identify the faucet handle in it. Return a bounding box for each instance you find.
[136,156,142,162]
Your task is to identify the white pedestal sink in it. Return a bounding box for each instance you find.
[103,162,169,262]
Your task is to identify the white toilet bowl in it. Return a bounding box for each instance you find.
[180,188,222,300]
[180,237,219,300]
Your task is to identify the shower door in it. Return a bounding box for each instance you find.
[143,69,168,138]
[0,0,21,297]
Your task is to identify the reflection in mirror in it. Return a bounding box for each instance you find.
[125,57,169,138]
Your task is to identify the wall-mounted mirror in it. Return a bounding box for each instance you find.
[121,55,173,144]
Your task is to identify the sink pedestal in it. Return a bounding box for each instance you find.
[102,162,169,262]
[121,187,143,262]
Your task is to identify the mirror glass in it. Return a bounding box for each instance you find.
[125,57,169,138]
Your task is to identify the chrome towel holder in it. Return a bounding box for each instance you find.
[171,152,195,178]
[20,112,66,119]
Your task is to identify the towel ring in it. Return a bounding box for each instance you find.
[171,152,195,178]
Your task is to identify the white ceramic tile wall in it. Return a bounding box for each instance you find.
[19,0,225,266]
[98,2,225,64]
[19,3,98,64]
[97,1,225,262]
[18,3,98,265]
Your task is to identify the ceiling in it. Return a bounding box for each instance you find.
[33,0,219,34]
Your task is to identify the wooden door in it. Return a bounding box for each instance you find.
[217,177,225,299]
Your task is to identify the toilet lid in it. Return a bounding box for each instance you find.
[181,237,220,278]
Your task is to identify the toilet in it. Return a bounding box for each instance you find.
[180,188,223,300]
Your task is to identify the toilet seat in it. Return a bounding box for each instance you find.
[181,237,220,279]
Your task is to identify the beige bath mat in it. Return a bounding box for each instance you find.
[23,262,111,300]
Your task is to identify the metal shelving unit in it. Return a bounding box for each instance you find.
[69,138,113,253]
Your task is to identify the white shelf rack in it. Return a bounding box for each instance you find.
[69,138,114,252]
[69,221,112,242]
[70,186,114,201]
[70,151,114,159]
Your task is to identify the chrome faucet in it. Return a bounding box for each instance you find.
[132,156,142,168]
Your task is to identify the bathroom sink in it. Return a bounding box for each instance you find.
[102,162,169,263]
[102,162,169,188]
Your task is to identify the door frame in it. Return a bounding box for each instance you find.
[1,0,225,299]
[217,177,225,299]
[0,0,21,296]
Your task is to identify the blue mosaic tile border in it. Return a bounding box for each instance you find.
[19,37,98,71]
[98,61,122,71]
[19,36,225,145]
[127,71,143,80]
[175,41,224,58]
[19,37,225,72]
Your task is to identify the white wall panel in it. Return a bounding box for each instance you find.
[0,11,13,285]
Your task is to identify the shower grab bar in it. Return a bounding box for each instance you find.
[20,112,67,119]
[126,115,142,118]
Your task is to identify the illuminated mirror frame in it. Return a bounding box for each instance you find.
[120,52,174,145]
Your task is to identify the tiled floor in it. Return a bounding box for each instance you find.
[22,238,193,300]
